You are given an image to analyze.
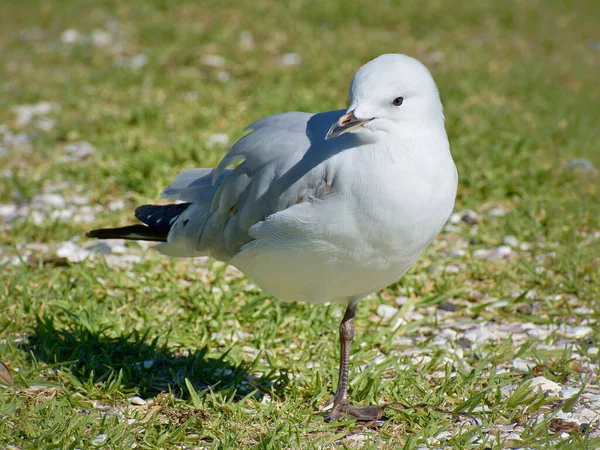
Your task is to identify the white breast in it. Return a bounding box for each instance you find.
[231,137,457,304]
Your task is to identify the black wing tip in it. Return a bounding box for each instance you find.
[86,228,116,239]
[134,203,191,232]
[87,203,190,242]
[134,204,152,222]
[85,225,167,242]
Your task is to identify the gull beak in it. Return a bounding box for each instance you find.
[325,111,373,140]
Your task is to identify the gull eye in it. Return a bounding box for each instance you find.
[392,96,404,106]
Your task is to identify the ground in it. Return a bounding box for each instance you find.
[0,0,599,448]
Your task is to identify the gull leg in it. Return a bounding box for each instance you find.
[326,301,356,421]
[325,301,384,423]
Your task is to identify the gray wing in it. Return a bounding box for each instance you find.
[157,109,347,261]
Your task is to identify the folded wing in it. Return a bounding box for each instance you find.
[156,110,346,261]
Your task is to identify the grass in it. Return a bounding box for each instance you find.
[1,0,599,448]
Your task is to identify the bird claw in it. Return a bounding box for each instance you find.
[322,396,335,410]
[324,398,387,424]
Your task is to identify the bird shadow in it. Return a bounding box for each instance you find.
[25,316,287,401]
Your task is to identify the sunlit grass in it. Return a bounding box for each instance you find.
[1,0,599,448]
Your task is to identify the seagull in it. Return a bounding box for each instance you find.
[87,53,458,422]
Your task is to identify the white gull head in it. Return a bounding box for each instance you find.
[326,53,444,141]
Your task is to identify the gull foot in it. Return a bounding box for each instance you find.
[324,398,387,423]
